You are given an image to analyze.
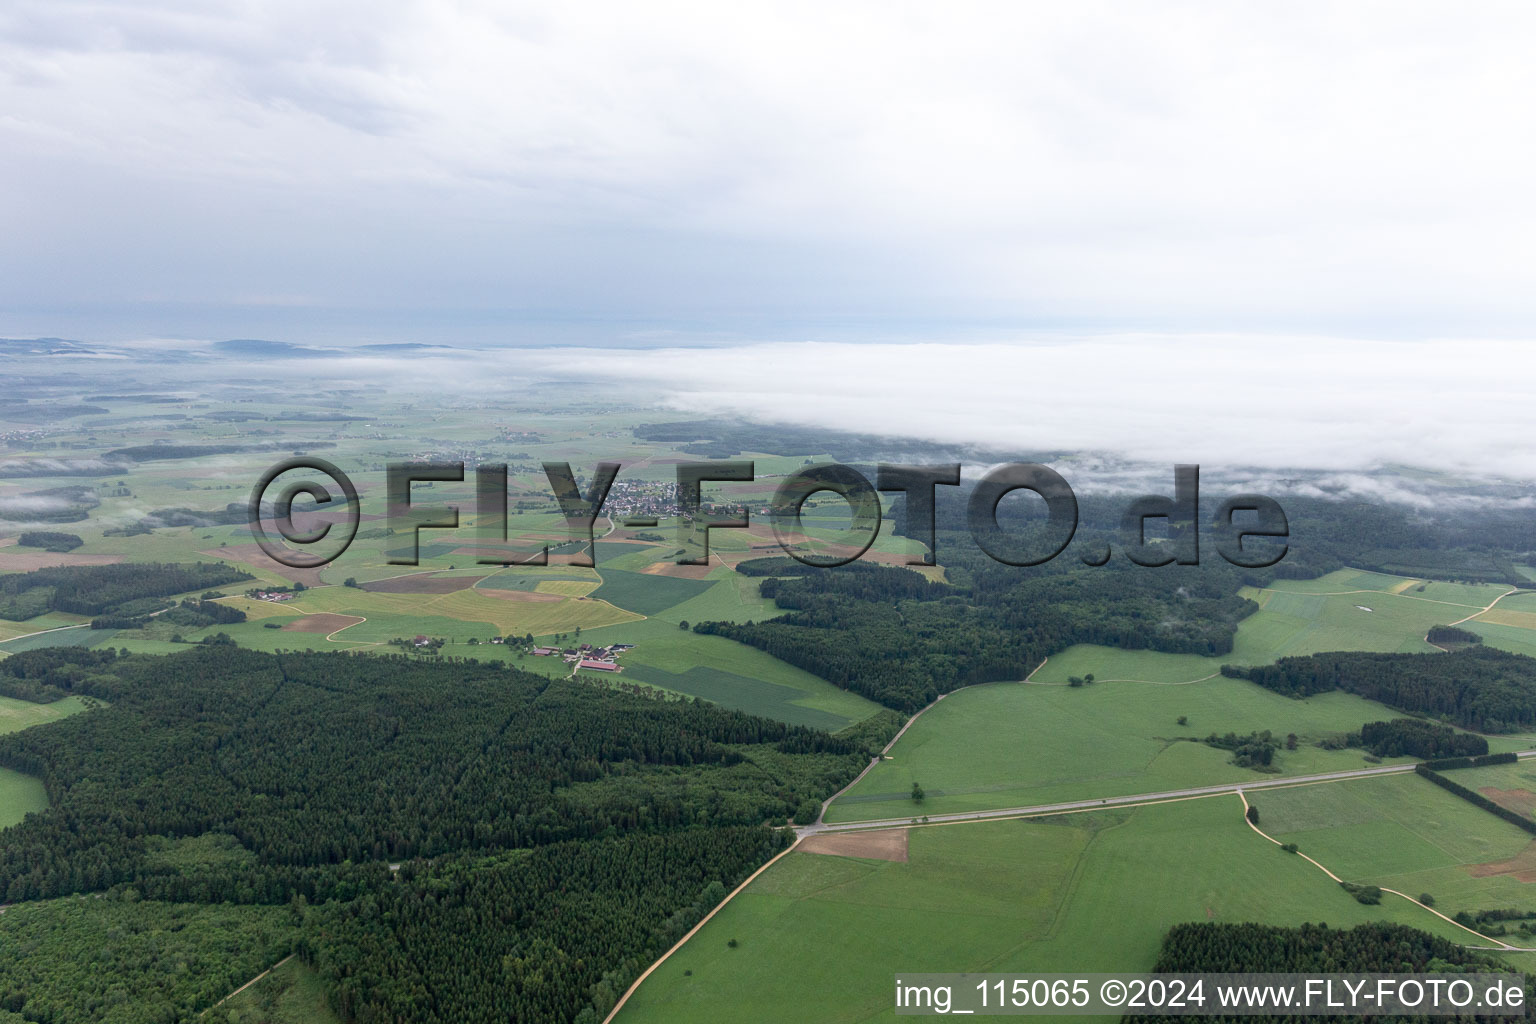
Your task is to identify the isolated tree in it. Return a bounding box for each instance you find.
[678,620,689,630]
[1084,673,1095,684]
[1068,676,1084,687]
[1177,715,1188,726]
[1245,804,1260,825]
[1286,733,1298,750]
[1420,893,1436,906]
[911,782,925,803]
[344,577,358,588]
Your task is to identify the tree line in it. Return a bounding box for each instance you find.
[1127,921,1519,1024]
[1226,647,1536,734]
[0,561,252,619]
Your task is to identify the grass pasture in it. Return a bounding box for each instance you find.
[0,693,94,736]
[620,664,856,731]
[825,678,1436,823]
[1259,772,1536,926]
[556,617,883,731]
[0,624,120,654]
[0,694,94,827]
[1029,569,1502,690]
[616,796,1479,1024]
[0,768,48,829]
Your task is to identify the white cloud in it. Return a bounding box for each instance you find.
[93,334,1536,486]
[495,335,1536,482]
[2,2,1536,331]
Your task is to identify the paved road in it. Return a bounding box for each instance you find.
[797,750,1536,837]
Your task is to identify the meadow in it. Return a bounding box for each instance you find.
[1260,771,1536,926]
[825,678,1438,823]
[565,617,883,731]
[827,568,1535,823]
[1032,569,1507,687]
[0,695,94,828]
[616,795,1490,1024]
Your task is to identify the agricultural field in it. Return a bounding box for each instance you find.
[825,678,1445,823]
[0,768,47,829]
[1465,589,1536,658]
[1451,757,1536,818]
[826,568,1536,823]
[616,795,1492,1024]
[0,694,94,827]
[1259,771,1536,927]
[1028,569,1508,688]
[0,693,93,736]
[560,617,883,731]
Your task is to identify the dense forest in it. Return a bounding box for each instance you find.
[1127,921,1520,1024]
[1427,624,1483,646]
[1356,719,1489,759]
[0,561,251,620]
[291,828,788,1024]
[700,555,1258,711]
[0,647,868,903]
[15,531,82,552]
[1228,648,1536,733]
[90,596,247,631]
[0,896,295,1023]
[0,646,871,1022]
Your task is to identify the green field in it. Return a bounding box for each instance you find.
[1452,757,1536,806]
[0,694,95,827]
[1033,570,1507,689]
[1261,772,1536,928]
[825,678,1445,823]
[590,566,715,616]
[0,693,94,736]
[0,624,121,653]
[0,768,47,829]
[825,568,1534,824]
[565,617,883,731]
[616,796,1487,1024]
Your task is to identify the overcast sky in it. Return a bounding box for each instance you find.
[3,1,1536,343]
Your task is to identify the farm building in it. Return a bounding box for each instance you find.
[578,659,620,672]
[532,647,559,656]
